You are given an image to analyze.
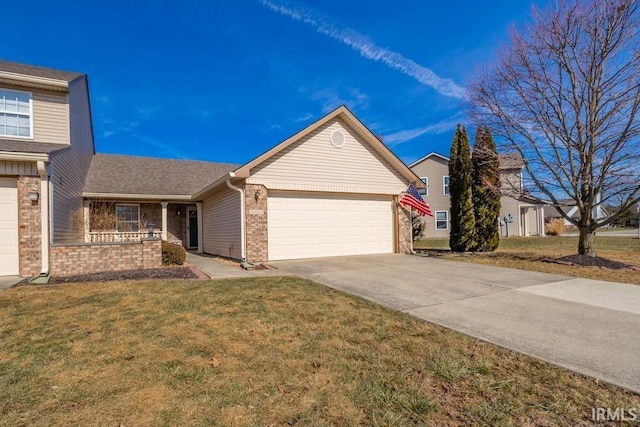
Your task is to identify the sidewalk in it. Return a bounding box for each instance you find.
[185,252,284,279]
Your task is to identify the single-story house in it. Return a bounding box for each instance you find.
[83,106,422,263]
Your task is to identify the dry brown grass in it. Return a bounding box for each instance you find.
[1,277,638,426]
[414,236,640,284]
[545,218,566,236]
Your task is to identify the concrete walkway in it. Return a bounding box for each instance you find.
[270,254,640,394]
[0,276,21,291]
[185,252,284,279]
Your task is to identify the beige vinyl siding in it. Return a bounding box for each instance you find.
[247,118,407,195]
[49,77,94,242]
[202,187,242,259]
[0,160,38,175]
[32,91,69,145]
[410,156,451,238]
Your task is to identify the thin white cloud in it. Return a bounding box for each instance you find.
[260,0,466,99]
[294,112,314,122]
[384,117,460,147]
[310,87,369,113]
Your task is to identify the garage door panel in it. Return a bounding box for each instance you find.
[0,178,19,276]
[268,192,393,260]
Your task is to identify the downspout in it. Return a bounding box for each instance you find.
[226,176,246,261]
[37,161,49,275]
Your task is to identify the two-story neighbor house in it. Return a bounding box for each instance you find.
[1,60,424,278]
[409,152,546,239]
[0,61,94,276]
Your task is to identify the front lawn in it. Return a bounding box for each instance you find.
[1,277,638,425]
[414,236,640,284]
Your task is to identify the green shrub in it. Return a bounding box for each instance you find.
[162,240,186,265]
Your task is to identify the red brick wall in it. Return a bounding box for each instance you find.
[50,239,162,277]
[17,176,42,277]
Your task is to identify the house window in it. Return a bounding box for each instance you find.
[116,204,140,232]
[435,210,449,230]
[0,89,32,138]
[418,177,428,196]
[443,176,450,195]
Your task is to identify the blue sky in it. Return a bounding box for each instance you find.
[3,0,544,165]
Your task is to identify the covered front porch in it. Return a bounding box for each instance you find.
[83,199,203,251]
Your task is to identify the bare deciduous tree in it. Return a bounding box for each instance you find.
[468,0,640,256]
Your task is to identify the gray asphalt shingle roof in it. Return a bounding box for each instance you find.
[0,60,83,82]
[0,139,69,154]
[83,154,239,196]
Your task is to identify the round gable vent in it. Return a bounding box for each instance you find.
[330,130,346,148]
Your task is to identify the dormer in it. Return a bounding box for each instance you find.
[0,60,84,147]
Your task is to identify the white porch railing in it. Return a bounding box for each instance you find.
[88,230,163,243]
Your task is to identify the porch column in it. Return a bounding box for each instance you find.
[196,202,203,253]
[161,202,168,241]
[539,206,546,236]
[83,200,90,242]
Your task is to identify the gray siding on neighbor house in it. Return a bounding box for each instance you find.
[50,77,94,242]
[202,187,242,259]
[410,156,451,238]
[247,117,407,195]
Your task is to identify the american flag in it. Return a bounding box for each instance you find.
[400,183,433,217]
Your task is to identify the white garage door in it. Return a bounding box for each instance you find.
[0,178,19,276]
[267,191,394,260]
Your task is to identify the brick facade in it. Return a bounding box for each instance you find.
[396,199,413,254]
[245,184,268,262]
[17,176,42,277]
[50,239,162,277]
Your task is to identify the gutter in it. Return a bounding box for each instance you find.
[226,174,246,261]
[0,152,50,162]
[37,160,49,275]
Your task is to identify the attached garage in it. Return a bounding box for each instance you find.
[267,191,393,260]
[0,177,19,276]
[196,106,424,263]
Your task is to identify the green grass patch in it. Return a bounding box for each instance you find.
[1,277,638,425]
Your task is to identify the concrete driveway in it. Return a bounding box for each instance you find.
[271,254,640,394]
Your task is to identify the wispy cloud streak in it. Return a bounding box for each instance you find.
[260,0,466,99]
[385,116,460,147]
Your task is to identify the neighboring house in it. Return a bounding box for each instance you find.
[0,60,424,278]
[544,197,608,226]
[0,60,94,277]
[409,152,546,239]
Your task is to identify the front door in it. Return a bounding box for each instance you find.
[187,208,198,249]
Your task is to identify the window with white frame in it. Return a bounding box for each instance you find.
[443,176,450,195]
[418,177,428,196]
[0,89,32,138]
[435,210,449,230]
[116,204,140,232]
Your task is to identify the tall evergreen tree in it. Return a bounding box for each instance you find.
[449,125,476,252]
[472,127,501,251]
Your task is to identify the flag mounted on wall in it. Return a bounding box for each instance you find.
[400,183,433,217]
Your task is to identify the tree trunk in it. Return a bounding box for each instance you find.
[578,227,595,256]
